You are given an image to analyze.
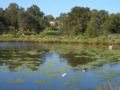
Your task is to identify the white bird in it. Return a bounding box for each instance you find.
[62,73,67,77]
[109,45,113,50]
[82,68,87,73]
[82,69,86,72]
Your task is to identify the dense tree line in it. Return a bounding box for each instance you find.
[58,7,120,37]
[0,3,50,35]
[0,3,120,37]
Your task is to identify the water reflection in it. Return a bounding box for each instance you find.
[61,52,96,67]
[0,47,47,71]
[0,43,120,71]
[0,43,120,90]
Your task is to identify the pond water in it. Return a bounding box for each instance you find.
[0,42,120,90]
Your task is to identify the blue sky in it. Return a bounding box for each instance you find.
[0,0,120,17]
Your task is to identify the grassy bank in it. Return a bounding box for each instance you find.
[0,33,120,45]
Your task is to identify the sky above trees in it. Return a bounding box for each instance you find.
[0,0,120,17]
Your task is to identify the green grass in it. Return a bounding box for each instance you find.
[1,33,120,45]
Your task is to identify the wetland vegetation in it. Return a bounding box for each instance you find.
[0,2,120,90]
[0,3,120,44]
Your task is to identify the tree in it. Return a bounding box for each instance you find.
[85,14,98,37]
[61,7,90,35]
[5,3,19,29]
[26,5,47,33]
[109,14,120,33]
[101,16,112,35]
[56,13,67,30]
[45,15,54,21]
[0,3,120,36]
[0,8,8,33]
[18,8,28,32]
[101,13,120,35]
[27,5,44,18]
[87,10,109,36]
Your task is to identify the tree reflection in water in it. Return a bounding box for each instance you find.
[0,47,47,71]
[61,52,96,67]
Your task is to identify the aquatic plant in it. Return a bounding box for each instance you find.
[58,66,71,72]
[35,80,47,84]
[14,78,24,84]
[46,61,57,68]
[97,82,120,90]
[48,73,58,78]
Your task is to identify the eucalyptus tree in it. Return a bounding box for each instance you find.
[5,3,19,29]
[0,8,5,30]
[85,9,109,37]
[61,7,91,35]
[109,13,120,33]
[26,5,45,33]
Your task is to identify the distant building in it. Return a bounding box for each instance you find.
[49,21,58,27]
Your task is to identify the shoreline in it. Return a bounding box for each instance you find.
[0,35,120,45]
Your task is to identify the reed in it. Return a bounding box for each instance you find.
[97,82,120,90]
[0,34,120,45]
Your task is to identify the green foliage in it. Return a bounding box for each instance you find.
[59,7,120,37]
[45,15,54,21]
[0,3,120,37]
[40,29,59,36]
[0,3,50,35]
[61,7,90,35]
[5,3,19,29]
[101,17,112,35]
[109,14,120,33]
[85,14,98,37]
[26,5,45,33]
[0,8,8,32]
[18,8,28,31]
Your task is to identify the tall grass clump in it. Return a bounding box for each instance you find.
[97,82,120,90]
[1,32,120,45]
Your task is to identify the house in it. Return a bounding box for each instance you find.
[49,21,58,27]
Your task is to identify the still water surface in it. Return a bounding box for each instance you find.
[0,42,120,90]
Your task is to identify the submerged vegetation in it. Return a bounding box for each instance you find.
[14,78,24,84]
[35,80,47,85]
[0,44,120,71]
[0,43,120,89]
